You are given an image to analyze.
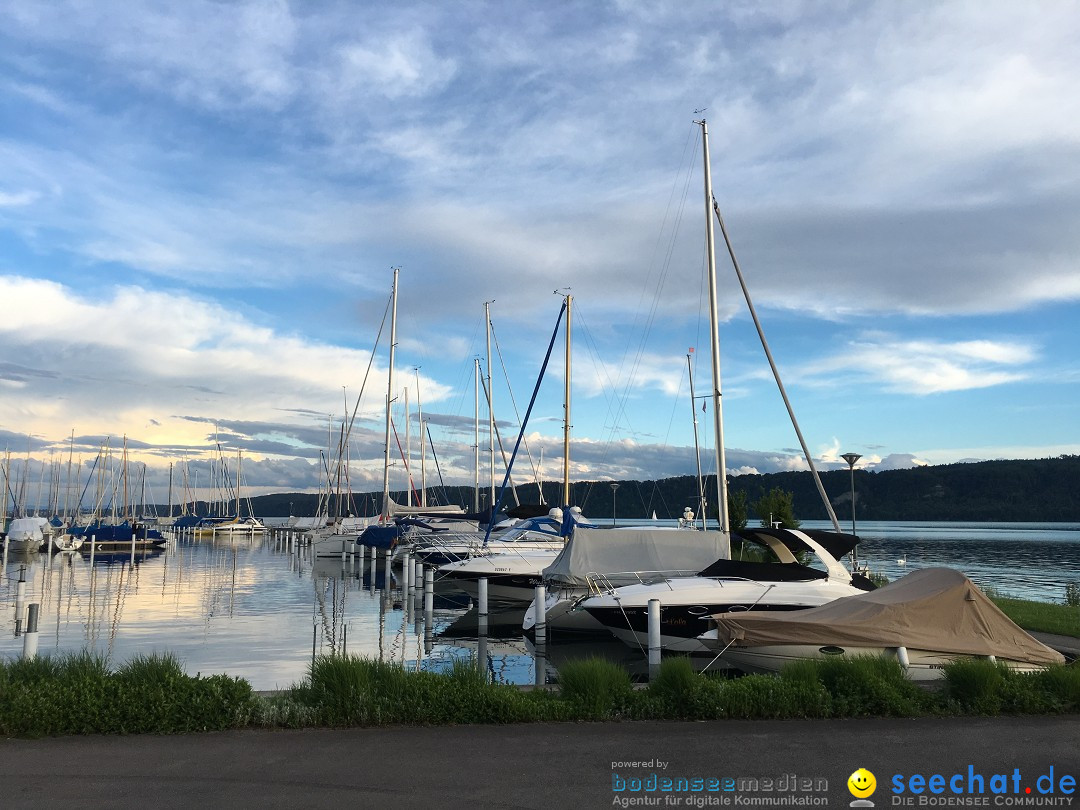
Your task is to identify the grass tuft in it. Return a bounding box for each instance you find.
[556,657,633,720]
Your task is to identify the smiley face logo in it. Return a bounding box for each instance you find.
[848,768,877,798]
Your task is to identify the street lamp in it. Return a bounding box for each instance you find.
[841,453,862,568]
[610,482,619,526]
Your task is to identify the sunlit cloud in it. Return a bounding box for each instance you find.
[803,334,1037,394]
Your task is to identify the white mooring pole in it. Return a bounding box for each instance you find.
[647,598,662,680]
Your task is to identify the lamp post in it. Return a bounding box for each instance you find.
[841,453,862,569]
[610,482,619,526]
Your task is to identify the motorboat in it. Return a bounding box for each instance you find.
[193,515,267,536]
[5,517,48,552]
[438,548,561,605]
[435,507,599,604]
[577,527,875,653]
[698,567,1066,680]
[522,523,731,636]
[412,509,585,566]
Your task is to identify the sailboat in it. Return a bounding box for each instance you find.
[436,294,587,603]
[578,119,870,652]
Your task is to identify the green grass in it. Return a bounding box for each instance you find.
[990,596,1080,637]
[0,652,257,737]
[3,650,1078,738]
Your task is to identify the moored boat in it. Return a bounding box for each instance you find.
[698,567,1066,680]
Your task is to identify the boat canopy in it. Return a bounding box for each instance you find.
[709,567,1065,665]
[357,524,400,550]
[383,495,464,517]
[736,527,860,562]
[542,526,730,589]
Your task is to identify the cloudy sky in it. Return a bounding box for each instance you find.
[1,1,1078,507]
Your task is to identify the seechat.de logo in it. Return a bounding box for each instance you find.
[849,768,877,807]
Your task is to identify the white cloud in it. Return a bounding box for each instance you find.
[0,276,451,461]
[804,334,1037,394]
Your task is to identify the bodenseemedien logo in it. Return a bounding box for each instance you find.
[849,768,877,807]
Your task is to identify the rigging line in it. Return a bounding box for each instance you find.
[488,321,541,488]
[389,417,421,506]
[478,373,522,506]
[710,198,842,533]
[616,123,697,392]
[602,130,699,452]
[426,424,448,497]
[482,299,567,547]
[343,292,393,445]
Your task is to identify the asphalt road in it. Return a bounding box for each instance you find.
[2,716,1078,809]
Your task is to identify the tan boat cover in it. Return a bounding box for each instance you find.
[711,567,1065,665]
[543,527,730,588]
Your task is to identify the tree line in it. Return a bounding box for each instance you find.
[232,455,1079,523]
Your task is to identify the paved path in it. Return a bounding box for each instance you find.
[2,716,1078,809]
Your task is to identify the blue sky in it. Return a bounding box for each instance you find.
[1,1,1079,504]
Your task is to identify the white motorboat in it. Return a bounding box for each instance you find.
[577,527,874,653]
[698,567,1066,680]
[5,517,49,552]
[438,548,560,605]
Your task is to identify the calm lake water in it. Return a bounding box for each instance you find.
[1,520,1077,690]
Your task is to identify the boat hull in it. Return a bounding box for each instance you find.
[581,577,867,653]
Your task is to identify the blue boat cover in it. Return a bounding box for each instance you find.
[358,524,400,549]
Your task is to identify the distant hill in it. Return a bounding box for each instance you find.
[229,455,1080,523]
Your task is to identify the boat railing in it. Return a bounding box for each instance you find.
[583,568,706,595]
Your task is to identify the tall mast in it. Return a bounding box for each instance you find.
[687,351,706,528]
[698,119,730,532]
[562,293,572,507]
[404,385,411,507]
[381,268,399,518]
[473,358,480,512]
[1,449,8,532]
[236,449,242,518]
[485,301,496,513]
[64,430,74,521]
[415,368,426,507]
[167,462,174,519]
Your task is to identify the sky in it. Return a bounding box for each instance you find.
[1,1,1079,510]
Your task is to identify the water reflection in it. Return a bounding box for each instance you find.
[0,521,1076,690]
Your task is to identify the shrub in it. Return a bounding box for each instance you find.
[556,657,633,720]
[1065,583,1080,608]
[810,655,928,717]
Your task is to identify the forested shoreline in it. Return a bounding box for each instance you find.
[233,456,1079,523]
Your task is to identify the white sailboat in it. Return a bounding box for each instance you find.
[578,119,867,652]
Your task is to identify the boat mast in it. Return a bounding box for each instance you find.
[473,358,480,512]
[236,449,242,518]
[562,292,572,507]
[485,301,496,515]
[381,268,399,519]
[698,119,730,532]
[404,385,411,507]
[415,368,426,507]
[687,351,707,529]
[1,449,8,533]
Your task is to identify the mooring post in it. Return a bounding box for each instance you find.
[477,577,489,626]
[423,565,433,615]
[15,566,27,636]
[533,584,547,646]
[648,598,661,680]
[22,603,39,659]
[401,549,412,592]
